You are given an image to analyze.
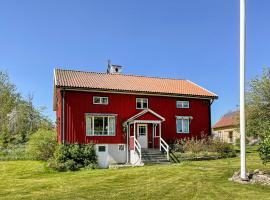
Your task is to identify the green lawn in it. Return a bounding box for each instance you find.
[0,149,270,200]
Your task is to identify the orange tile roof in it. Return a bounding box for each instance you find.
[54,69,218,98]
[213,111,239,129]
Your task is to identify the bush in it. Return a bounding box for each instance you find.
[0,145,30,161]
[48,143,97,171]
[26,129,57,161]
[258,136,270,165]
[212,139,236,157]
[172,135,236,159]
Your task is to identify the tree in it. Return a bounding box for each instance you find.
[245,68,270,138]
[0,70,53,147]
[0,71,21,146]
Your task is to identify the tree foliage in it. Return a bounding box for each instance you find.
[0,70,53,147]
[245,68,270,138]
[26,128,57,161]
[258,135,270,165]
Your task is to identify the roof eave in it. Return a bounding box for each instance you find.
[55,85,218,100]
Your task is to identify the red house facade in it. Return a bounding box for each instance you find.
[53,64,217,167]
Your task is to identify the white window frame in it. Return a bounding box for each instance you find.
[176,116,190,134]
[93,96,109,105]
[86,114,116,136]
[136,98,148,109]
[176,101,189,108]
[228,131,233,143]
[137,124,147,136]
[118,144,125,151]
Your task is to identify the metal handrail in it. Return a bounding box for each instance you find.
[160,137,169,160]
[134,137,142,163]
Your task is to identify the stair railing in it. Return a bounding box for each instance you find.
[160,137,169,160]
[134,137,142,164]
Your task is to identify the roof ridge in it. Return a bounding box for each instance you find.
[55,68,187,81]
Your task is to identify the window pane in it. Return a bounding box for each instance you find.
[142,99,148,108]
[139,126,146,135]
[183,101,189,108]
[101,97,108,104]
[94,117,103,135]
[176,101,182,108]
[103,117,108,135]
[118,144,125,151]
[136,99,142,108]
[108,117,115,135]
[86,116,92,136]
[183,119,189,133]
[98,146,106,152]
[177,119,183,133]
[93,97,100,104]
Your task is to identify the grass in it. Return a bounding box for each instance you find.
[0,147,270,200]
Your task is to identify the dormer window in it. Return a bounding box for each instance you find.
[136,98,148,109]
[176,101,189,108]
[93,96,108,105]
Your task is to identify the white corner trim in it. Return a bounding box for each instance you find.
[54,68,57,86]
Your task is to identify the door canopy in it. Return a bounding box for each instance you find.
[124,109,165,125]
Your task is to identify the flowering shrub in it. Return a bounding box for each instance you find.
[172,135,236,159]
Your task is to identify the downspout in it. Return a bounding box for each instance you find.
[209,99,213,136]
[126,123,129,164]
[61,90,65,144]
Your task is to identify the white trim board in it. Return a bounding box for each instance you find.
[57,87,218,100]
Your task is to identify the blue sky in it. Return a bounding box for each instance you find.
[0,0,269,124]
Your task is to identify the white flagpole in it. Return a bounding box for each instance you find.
[240,0,247,180]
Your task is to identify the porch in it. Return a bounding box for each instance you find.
[124,109,170,165]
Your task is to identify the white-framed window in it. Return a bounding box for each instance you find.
[228,131,233,143]
[86,114,116,136]
[176,101,189,108]
[176,116,190,133]
[136,98,148,109]
[93,96,108,105]
[118,144,125,151]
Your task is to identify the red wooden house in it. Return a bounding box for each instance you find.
[53,64,217,167]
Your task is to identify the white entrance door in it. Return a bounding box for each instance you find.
[137,124,148,148]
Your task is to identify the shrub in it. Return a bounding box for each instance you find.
[48,143,97,171]
[26,129,57,161]
[0,145,30,161]
[212,139,236,157]
[258,136,270,165]
[172,135,236,159]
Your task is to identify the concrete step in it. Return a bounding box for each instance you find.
[143,160,171,165]
[142,149,161,153]
[142,155,167,159]
[141,149,170,165]
[142,154,164,157]
[142,157,167,160]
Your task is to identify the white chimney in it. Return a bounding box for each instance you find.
[107,60,123,74]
